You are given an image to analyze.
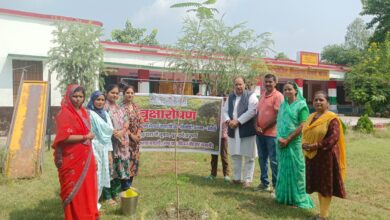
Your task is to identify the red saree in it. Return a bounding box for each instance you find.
[53,84,99,220]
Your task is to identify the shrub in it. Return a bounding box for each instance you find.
[354,114,374,134]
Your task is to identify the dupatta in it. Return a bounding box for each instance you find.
[276,83,308,141]
[87,91,113,147]
[302,111,346,180]
[52,84,93,207]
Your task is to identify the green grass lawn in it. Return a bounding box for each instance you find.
[1,127,390,219]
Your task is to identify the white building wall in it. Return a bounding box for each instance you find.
[329,70,345,80]
[104,51,170,69]
[0,57,13,106]
[0,14,62,106]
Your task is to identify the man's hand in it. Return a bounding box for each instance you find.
[256,127,263,135]
[228,119,240,129]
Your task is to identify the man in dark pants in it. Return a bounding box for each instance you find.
[204,94,230,182]
[205,116,231,182]
[254,74,284,193]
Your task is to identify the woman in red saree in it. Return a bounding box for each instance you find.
[53,84,99,220]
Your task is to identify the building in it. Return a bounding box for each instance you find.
[0,8,349,134]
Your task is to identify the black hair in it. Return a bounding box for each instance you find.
[314,90,329,101]
[73,86,85,96]
[105,84,119,93]
[264,73,277,82]
[123,85,136,93]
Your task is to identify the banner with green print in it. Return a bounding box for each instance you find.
[134,93,223,154]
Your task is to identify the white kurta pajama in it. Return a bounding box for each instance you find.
[223,93,258,183]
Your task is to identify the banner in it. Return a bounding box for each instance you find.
[134,93,223,154]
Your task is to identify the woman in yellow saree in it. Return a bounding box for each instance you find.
[302,91,346,220]
[275,82,314,208]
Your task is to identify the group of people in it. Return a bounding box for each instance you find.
[52,84,142,220]
[52,73,346,220]
[220,74,346,220]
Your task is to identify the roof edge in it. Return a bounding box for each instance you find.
[0,8,103,26]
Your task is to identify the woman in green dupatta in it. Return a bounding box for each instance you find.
[275,82,314,208]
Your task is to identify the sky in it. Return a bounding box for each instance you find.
[0,0,367,59]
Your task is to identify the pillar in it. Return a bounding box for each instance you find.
[199,82,207,96]
[255,80,262,98]
[138,69,150,93]
[328,81,338,113]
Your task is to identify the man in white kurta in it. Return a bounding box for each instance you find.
[223,77,258,187]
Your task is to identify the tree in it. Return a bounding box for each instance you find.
[111,20,159,46]
[345,18,372,50]
[345,34,390,115]
[321,18,372,66]
[171,0,218,19]
[170,16,272,95]
[321,44,361,65]
[274,52,289,60]
[361,0,390,43]
[48,21,104,95]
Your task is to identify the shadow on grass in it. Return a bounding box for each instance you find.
[179,173,315,219]
[9,197,63,220]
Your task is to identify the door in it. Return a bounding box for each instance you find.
[12,60,43,104]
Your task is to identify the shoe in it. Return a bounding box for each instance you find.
[224,176,231,183]
[204,175,216,181]
[242,181,252,188]
[253,183,273,192]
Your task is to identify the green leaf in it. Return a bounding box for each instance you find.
[170,2,202,8]
[202,0,217,5]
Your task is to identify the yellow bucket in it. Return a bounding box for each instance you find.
[120,188,139,216]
